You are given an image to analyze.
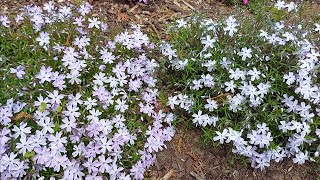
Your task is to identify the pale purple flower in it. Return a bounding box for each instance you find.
[0,106,13,125]
[36,32,50,48]
[10,65,25,79]
[12,122,31,139]
[0,15,10,27]
[88,17,101,29]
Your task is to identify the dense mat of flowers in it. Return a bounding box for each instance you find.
[0,2,175,179]
[161,1,320,170]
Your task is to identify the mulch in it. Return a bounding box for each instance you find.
[1,0,233,38]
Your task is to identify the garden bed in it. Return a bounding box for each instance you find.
[0,0,320,179]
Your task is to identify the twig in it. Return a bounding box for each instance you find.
[190,171,205,180]
[173,0,181,8]
[129,4,139,13]
[147,21,160,39]
[181,0,195,10]
[159,169,176,180]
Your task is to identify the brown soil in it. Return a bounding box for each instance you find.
[1,0,320,179]
[1,0,233,37]
[146,128,318,180]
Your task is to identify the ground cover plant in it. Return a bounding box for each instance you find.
[0,2,176,179]
[160,0,320,171]
[0,0,320,179]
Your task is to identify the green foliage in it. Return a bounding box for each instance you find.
[160,0,320,169]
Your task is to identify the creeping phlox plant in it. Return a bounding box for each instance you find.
[0,2,175,179]
[162,1,320,170]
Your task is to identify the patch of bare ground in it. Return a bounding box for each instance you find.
[87,0,234,38]
[145,128,319,180]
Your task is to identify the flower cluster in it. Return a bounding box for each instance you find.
[0,2,174,179]
[162,1,320,170]
[167,94,193,111]
[275,0,298,12]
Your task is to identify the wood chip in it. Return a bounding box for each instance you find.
[253,171,257,177]
[134,14,141,20]
[150,176,157,180]
[166,4,183,12]
[160,169,176,180]
[181,0,195,10]
[190,171,205,180]
[129,4,139,13]
[142,11,151,15]
[213,166,220,169]
[147,21,160,38]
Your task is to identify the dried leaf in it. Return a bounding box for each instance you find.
[117,12,130,22]
[212,92,232,104]
[14,112,33,121]
[160,169,176,180]
[64,33,71,46]
[154,100,170,113]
